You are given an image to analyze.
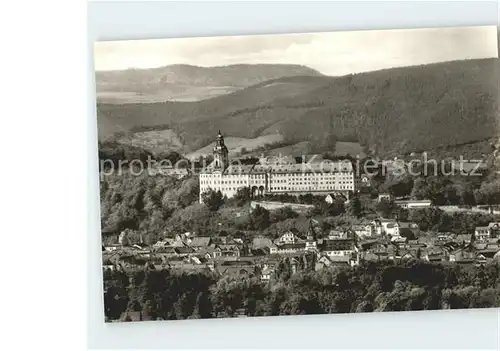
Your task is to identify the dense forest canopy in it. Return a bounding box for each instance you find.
[103,260,500,320]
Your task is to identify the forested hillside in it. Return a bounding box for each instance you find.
[97,58,499,158]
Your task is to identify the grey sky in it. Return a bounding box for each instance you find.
[94,26,498,76]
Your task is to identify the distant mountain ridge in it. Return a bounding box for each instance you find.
[97,58,499,158]
[96,64,324,103]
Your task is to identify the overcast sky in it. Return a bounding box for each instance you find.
[94,26,498,76]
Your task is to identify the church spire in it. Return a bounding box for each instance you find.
[307,219,316,240]
[213,129,229,170]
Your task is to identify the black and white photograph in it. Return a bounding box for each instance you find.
[95,25,500,323]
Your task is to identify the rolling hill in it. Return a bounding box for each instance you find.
[95,64,323,103]
[97,58,499,158]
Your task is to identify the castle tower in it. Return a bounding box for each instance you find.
[213,130,229,171]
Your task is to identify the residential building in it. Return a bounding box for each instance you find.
[213,244,241,258]
[352,223,374,238]
[381,220,400,237]
[488,222,500,238]
[260,266,275,282]
[378,194,392,202]
[328,229,347,239]
[475,226,491,241]
[276,231,300,245]
[319,239,356,257]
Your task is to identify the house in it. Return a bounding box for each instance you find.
[262,258,280,271]
[328,229,347,239]
[372,247,390,260]
[475,253,488,266]
[474,226,491,241]
[406,239,427,249]
[356,174,371,188]
[289,257,301,274]
[477,243,500,259]
[400,251,415,261]
[351,223,374,238]
[305,236,318,252]
[319,239,356,257]
[276,231,300,245]
[102,257,116,271]
[394,199,432,209]
[174,247,195,256]
[325,194,335,204]
[329,255,356,267]
[488,222,500,238]
[315,255,333,271]
[382,220,400,237]
[378,194,392,202]
[269,244,278,254]
[370,220,383,236]
[213,244,241,258]
[260,266,275,282]
[424,249,447,262]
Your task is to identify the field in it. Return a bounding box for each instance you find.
[97,85,240,104]
[186,133,284,158]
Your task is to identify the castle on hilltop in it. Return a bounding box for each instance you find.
[199,131,356,203]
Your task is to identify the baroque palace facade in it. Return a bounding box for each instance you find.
[199,131,356,203]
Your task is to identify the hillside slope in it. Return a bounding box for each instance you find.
[97,58,499,158]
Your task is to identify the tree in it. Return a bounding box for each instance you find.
[234,187,251,206]
[201,189,224,211]
[250,205,270,230]
[347,196,362,218]
[376,198,397,218]
[272,206,299,222]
